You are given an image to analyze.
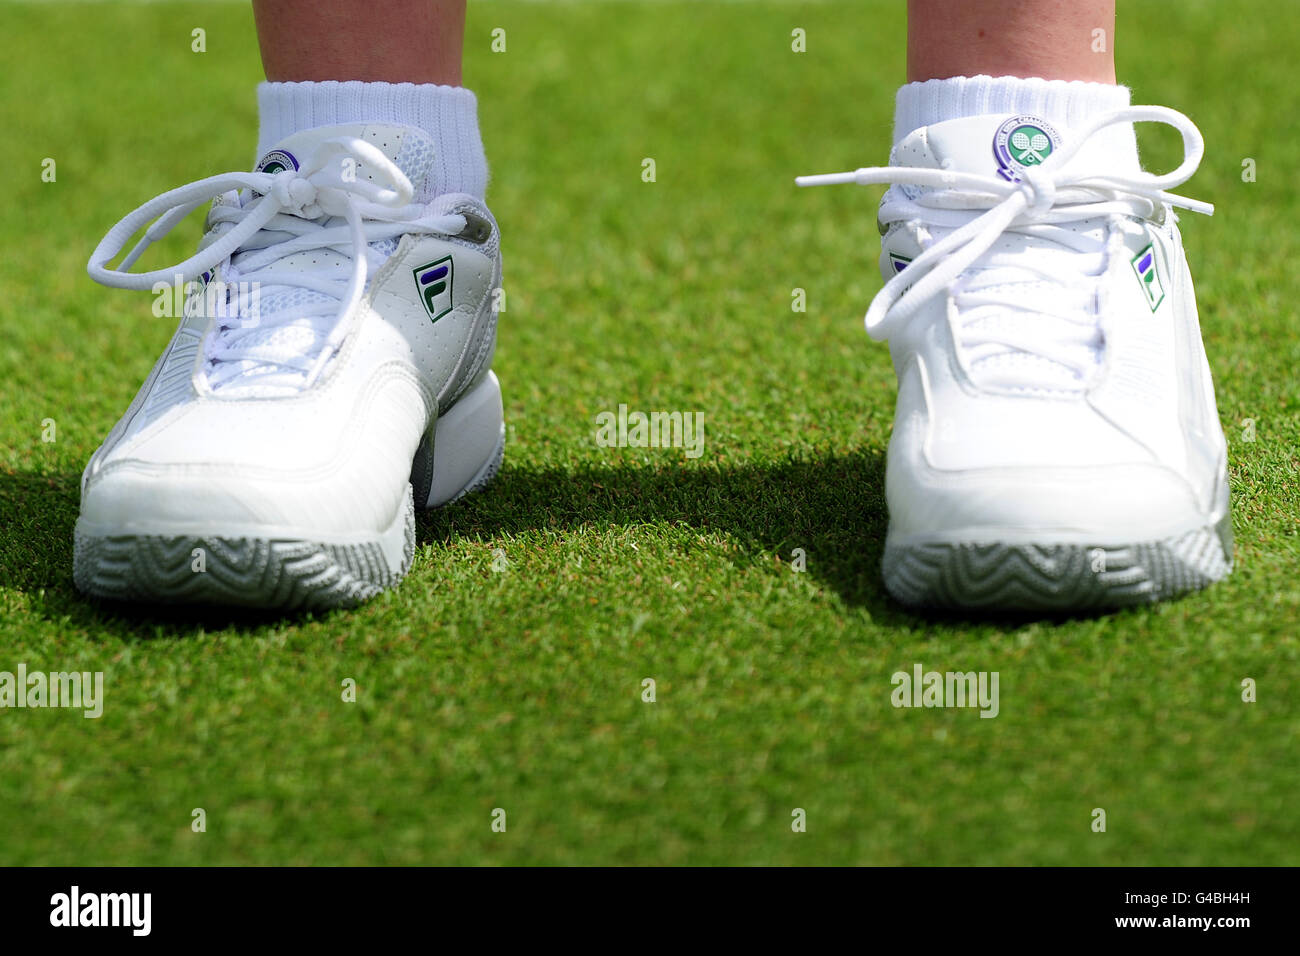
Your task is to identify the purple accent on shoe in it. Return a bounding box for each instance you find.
[255,149,299,175]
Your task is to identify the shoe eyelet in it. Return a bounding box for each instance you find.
[458,212,493,244]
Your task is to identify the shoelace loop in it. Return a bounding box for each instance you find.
[88,136,465,391]
[268,169,324,218]
[796,106,1214,360]
[1018,167,1056,218]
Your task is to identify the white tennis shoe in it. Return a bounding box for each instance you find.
[77,124,504,609]
[800,106,1232,610]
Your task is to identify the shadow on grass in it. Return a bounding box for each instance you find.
[0,468,311,637]
[419,449,893,601]
[0,449,915,639]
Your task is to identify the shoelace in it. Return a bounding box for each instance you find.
[797,106,1214,388]
[88,136,467,391]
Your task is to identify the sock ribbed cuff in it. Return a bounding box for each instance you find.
[256,80,489,198]
[893,75,1131,141]
[893,75,1139,171]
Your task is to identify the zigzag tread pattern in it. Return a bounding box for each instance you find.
[882,527,1231,611]
[73,493,416,612]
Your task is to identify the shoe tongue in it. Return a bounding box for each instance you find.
[209,123,438,397]
[239,121,433,297]
[253,122,438,202]
[892,113,1139,182]
[891,114,1135,393]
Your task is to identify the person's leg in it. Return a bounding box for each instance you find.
[907,0,1115,83]
[891,0,1134,178]
[249,0,485,198]
[253,0,465,85]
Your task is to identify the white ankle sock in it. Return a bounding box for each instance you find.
[256,80,489,198]
[892,74,1139,172]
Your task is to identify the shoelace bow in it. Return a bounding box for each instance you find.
[88,136,467,390]
[797,106,1214,385]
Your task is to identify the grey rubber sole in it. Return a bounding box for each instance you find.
[881,514,1233,612]
[73,488,417,612]
[73,426,507,611]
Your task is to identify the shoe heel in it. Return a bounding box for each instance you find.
[411,371,505,509]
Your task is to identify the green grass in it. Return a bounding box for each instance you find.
[1,0,1298,865]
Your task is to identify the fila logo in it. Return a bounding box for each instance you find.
[1131,242,1165,311]
[413,256,454,323]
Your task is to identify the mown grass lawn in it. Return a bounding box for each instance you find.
[0,0,1296,864]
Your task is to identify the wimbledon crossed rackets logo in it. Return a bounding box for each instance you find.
[993,116,1061,182]
[254,149,299,175]
[1010,128,1052,164]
